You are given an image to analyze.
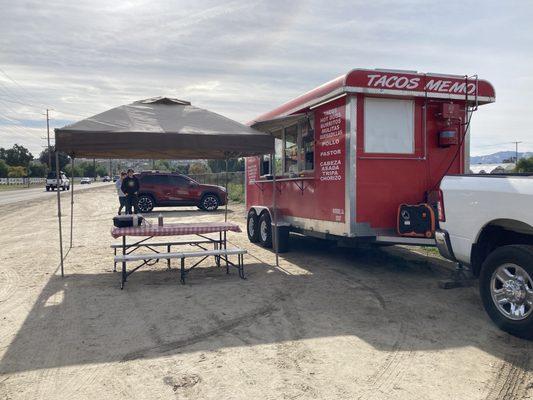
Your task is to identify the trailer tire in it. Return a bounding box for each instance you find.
[258,212,272,248]
[247,210,260,243]
[479,245,533,340]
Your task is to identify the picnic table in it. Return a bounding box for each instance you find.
[111,221,245,289]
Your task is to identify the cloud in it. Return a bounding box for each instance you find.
[0,0,532,156]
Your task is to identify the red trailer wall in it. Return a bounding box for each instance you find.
[355,94,466,229]
[246,97,347,225]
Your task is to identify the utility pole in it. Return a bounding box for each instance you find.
[512,141,522,164]
[93,158,96,181]
[46,109,52,170]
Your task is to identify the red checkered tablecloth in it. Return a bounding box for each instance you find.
[111,221,241,239]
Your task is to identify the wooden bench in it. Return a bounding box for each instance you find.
[114,248,247,288]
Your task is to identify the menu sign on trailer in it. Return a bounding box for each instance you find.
[315,99,345,222]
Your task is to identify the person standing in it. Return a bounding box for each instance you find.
[121,169,140,214]
[115,171,127,215]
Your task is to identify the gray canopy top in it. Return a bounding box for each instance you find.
[55,97,274,159]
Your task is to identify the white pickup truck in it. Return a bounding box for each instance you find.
[436,174,533,339]
[46,171,70,191]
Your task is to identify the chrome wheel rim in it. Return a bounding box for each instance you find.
[138,197,153,212]
[491,263,533,321]
[203,196,218,210]
[260,220,268,242]
[248,216,255,237]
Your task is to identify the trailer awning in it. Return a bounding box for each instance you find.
[55,97,274,159]
[250,113,309,135]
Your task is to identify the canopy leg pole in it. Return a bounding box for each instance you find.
[56,152,64,277]
[271,152,279,267]
[69,157,74,249]
[225,158,229,222]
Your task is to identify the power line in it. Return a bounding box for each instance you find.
[512,141,522,163]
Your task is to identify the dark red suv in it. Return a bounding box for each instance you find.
[135,172,227,213]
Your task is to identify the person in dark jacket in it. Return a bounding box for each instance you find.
[121,169,140,214]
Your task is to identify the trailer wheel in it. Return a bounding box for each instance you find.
[480,245,533,340]
[258,212,272,248]
[247,210,260,243]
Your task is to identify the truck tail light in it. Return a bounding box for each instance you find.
[437,189,445,222]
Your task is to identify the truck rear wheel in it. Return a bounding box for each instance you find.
[258,213,272,248]
[247,210,260,243]
[480,245,533,340]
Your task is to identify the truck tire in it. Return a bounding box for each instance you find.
[258,212,272,248]
[247,210,260,243]
[46,187,50,192]
[480,245,533,340]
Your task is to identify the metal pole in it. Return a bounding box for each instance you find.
[225,158,229,222]
[46,109,52,171]
[271,152,279,267]
[93,158,96,181]
[70,157,74,249]
[55,152,64,277]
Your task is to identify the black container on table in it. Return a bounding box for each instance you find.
[113,215,144,228]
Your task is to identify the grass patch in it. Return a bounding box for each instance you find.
[227,182,244,203]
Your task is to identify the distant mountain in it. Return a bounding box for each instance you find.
[470,151,533,164]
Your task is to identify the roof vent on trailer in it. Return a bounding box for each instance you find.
[374,68,418,74]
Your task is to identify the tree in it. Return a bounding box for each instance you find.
[154,160,172,171]
[208,158,244,173]
[39,146,70,171]
[0,160,8,178]
[176,164,189,175]
[0,144,33,167]
[28,162,47,177]
[96,165,108,177]
[516,156,533,173]
[8,166,27,178]
[189,162,212,175]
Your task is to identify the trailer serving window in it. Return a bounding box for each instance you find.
[364,97,414,154]
[284,125,298,175]
[301,116,314,172]
[260,119,314,176]
[260,136,282,176]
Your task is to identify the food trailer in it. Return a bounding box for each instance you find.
[245,68,495,251]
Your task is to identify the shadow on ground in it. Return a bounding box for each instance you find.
[0,235,530,375]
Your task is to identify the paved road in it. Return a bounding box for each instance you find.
[0,182,113,206]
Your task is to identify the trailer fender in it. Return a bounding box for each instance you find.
[248,206,290,227]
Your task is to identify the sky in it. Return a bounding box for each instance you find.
[0,0,532,157]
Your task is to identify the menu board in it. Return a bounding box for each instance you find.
[315,101,346,222]
[246,157,259,184]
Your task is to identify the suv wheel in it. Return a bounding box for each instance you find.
[480,245,533,340]
[137,195,155,213]
[201,194,219,211]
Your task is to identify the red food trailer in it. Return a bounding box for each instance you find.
[245,68,495,251]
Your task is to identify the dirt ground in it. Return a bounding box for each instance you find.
[0,185,531,400]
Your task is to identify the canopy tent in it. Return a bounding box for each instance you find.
[53,97,275,276]
[56,97,273,159]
